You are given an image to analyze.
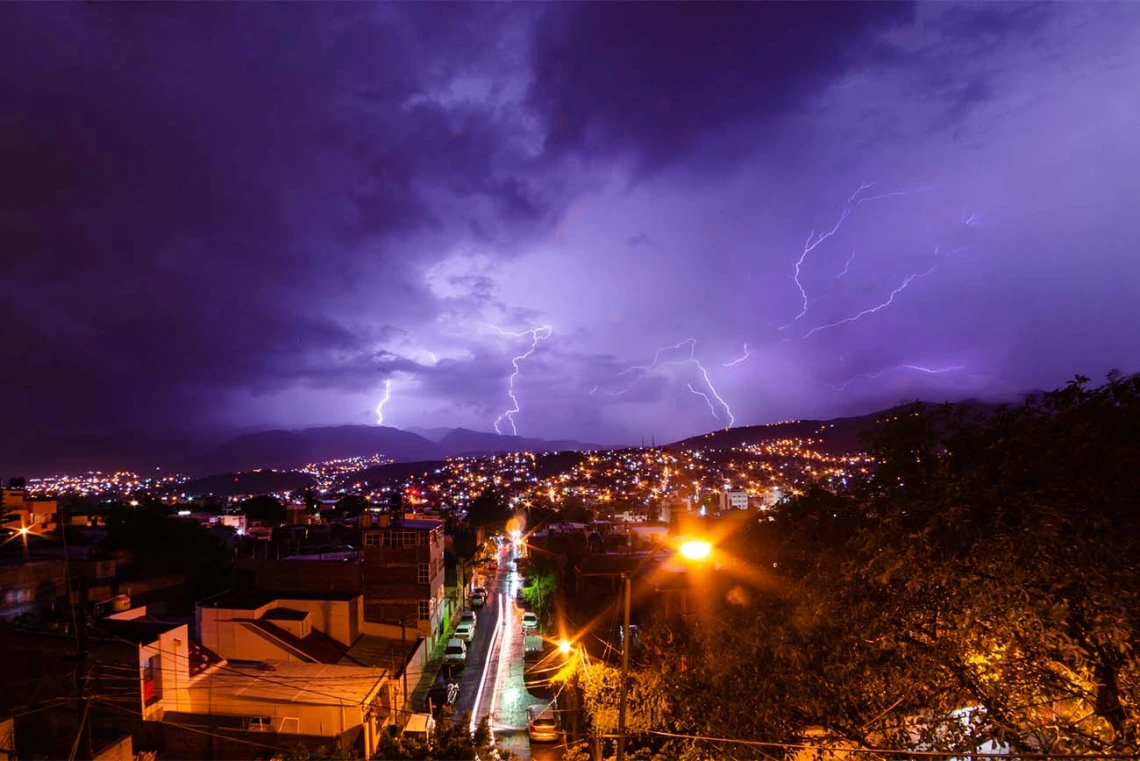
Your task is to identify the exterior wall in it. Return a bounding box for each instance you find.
[0,488,57,534]
[360,522,445,640]
[139,625,195,717]
[272,598,358,646]
[94,734,134,761]
[236,559,364,595]
[0,717,12,761]
[199,618,314,664]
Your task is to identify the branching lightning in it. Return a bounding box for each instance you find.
[827,364,966,392]
[605,338,735,428]
[374,379,392,426]
[488,324,553,436]
[783,182,874,328]
[781,182,935,329]
[802,265,936,339]
[722,343,750,367]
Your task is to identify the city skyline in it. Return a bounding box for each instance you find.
[3,3,1139,446]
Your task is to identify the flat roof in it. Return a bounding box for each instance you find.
[95,617,183,645]
[367,518,442,531]
[194,660,388,706]
[199,590,359,610]
[262,607,309,621]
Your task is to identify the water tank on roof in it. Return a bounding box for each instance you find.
[110,594,131,613]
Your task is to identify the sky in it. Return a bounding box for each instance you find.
[2,2,1139,446]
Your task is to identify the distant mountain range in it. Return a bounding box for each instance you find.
[1,399,1005,480]
[1,424,604,478]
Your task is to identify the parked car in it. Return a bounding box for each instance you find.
[460,610,477,629]
[526,705,561,742]
[522,611,538,631]
[443,637,467,667]
[470,592,485,609]
[423,674,459,714]
[455,622,474,642]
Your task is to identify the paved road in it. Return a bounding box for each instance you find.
[455,544,568,760]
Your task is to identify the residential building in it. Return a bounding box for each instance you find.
[1,478,57,535]
[359,509,446,643]
[718,491,750,511]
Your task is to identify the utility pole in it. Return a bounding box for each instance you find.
[616,572,631,761]
[400,616,409,715]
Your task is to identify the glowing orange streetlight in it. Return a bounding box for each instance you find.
[558,639,572,655]
[679,539,711,560]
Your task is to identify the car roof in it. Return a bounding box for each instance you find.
[527,705,555,719]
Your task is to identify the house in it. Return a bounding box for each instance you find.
[0,602,392,759]
[1,478,57,536]
[197,590,361,664]
[359,509,447,644]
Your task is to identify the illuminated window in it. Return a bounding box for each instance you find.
[142,655,162,706]
[418,563,430,584]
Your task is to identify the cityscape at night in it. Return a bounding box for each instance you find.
[2,3,1138,761]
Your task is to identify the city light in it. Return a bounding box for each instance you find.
[679,539,712,560]
[558,639,572,655]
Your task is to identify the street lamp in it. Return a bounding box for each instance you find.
[678,539,711,560]
[558,639,573,656]
[616,538,712,761]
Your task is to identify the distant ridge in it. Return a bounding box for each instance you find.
[667,400,1001,454]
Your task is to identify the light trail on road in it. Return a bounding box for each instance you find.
[470,589,504,733]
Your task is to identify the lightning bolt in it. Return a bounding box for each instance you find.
[835,248,857,279]
[374,379,392,425]
[826,364,966,392]
[782,183,934,328]
[802,265,936,339]
[782,182,874,328]
[686,383,719,419]
[722,343,750,367]
[488,324,553,436]
[606,339,735,428]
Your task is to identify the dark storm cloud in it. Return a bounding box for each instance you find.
[528,1,915,170]
[0,3,557,432]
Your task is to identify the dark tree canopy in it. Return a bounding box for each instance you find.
[569,373,1140,759]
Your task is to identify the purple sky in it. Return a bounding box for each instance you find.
[2,3,1138,445]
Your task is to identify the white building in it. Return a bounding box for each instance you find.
[718,491,750,511]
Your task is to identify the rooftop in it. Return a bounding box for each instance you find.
[199,590,359,610]
[193,660,388,705]
[94,617,183,645]
[262,607,309,621]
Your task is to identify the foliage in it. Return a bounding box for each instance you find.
[574,373,1140,758]
[272,742,360,760]
[373,712,496,760]
[102,502,234,596]
[520,570,556,622]
[466,488,512,533]
[335,494,370,517]
[240,494,286,523]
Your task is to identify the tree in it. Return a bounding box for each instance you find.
[466,488,512,533]
[372,713,498,760]
[569,373,1140,759]
[239,494,286,523]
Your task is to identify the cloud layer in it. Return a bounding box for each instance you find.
[2,2,1138,445]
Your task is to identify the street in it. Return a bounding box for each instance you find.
[452,543,567,761]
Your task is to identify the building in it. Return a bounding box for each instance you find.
[1,477,57,535]
[0,603,391,760]
[197,590,363,665]
[718,491,750,511]
[359,509,447,643]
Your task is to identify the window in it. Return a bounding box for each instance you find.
[418,563,430,584]
[248,716,273,732]
[418,599,432,621]
[363,532,379,547]
[142,655,162,706]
